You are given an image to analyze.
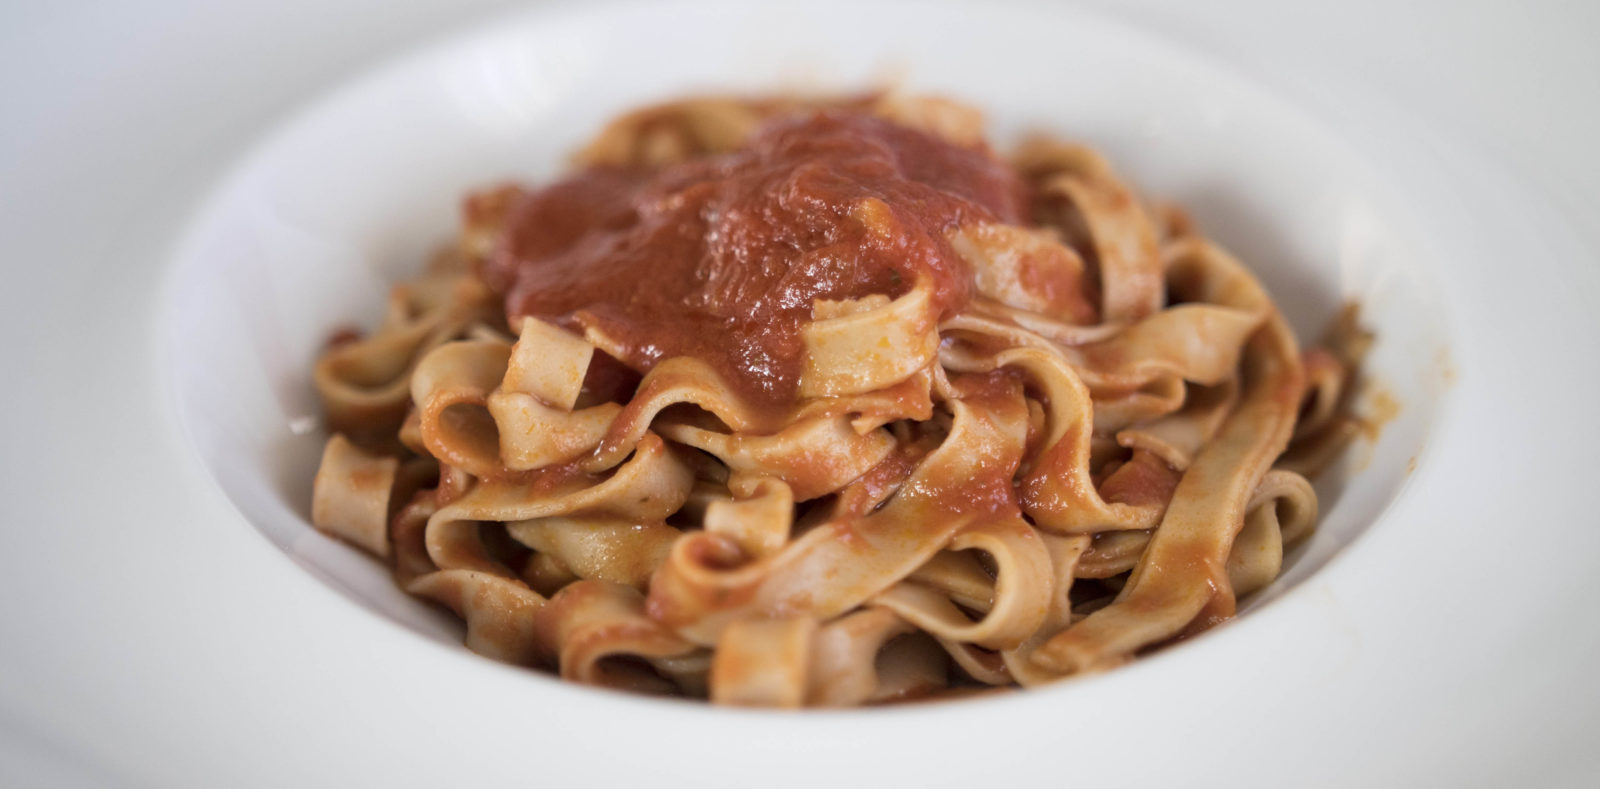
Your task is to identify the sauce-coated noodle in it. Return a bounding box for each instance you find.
[309,93,1369,706]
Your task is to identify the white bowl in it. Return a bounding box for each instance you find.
[163,0,1455,780]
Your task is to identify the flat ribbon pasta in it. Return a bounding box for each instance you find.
[307,94,1366,706]
[646,375,1030,646]
[1031,240,1307,674]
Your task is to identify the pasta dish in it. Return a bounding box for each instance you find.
[309,94,1368,707]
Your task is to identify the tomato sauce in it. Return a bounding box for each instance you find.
[477,110,1027,407]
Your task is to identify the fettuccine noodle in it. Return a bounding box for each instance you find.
[310,93,1369,707]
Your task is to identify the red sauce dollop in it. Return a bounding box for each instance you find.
[479,110,1027,407]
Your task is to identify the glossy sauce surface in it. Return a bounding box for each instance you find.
[478,111,1027,406]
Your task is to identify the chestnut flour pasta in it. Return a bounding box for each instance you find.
[311,94,1368,706]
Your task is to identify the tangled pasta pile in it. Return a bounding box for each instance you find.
[311,94,1367,706]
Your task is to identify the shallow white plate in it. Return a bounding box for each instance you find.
[164,0,1450,658]
[6,1,1600,787]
